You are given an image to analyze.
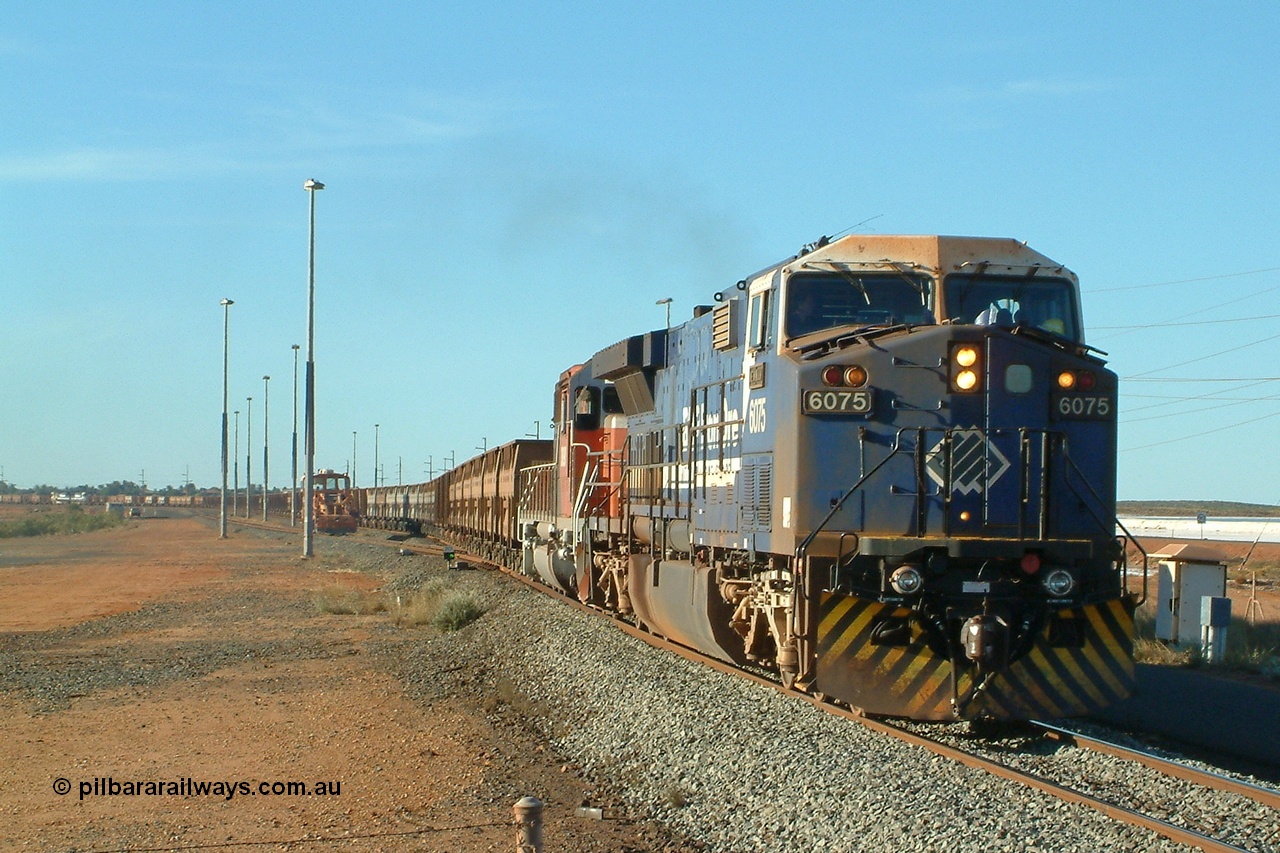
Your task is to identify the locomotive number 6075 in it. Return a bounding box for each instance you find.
[1053,394,1113,419]
[802,388,873,415]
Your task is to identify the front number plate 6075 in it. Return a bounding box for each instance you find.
[802,388,873,415]
[1052,394,1113,419]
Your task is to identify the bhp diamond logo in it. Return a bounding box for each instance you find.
[925,429,1011,495]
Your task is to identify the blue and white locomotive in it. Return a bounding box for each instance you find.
[523,234,1135,720]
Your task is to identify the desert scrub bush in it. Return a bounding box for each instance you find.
[393,579,485,631]
[0,507,126,538]
[312,585,388,615]
[432,591,485,631]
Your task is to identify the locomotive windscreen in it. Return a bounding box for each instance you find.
[943,273,1080,341]
[785,272,934,340]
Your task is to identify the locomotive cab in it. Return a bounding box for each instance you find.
[311,469,359,534]
[759,239,1133,719]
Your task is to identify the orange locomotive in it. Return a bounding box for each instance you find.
[311,469,360,534]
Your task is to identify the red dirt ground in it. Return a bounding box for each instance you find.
[0,512,685,852]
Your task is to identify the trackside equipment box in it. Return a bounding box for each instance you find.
[1153,544,1227,644]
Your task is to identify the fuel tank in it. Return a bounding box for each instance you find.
[627,555,747,666]
[522,523,578,593]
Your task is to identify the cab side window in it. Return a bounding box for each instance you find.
[748,290,774,351]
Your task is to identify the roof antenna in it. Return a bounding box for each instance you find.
[802,215,885,255]
[830,213,885,240]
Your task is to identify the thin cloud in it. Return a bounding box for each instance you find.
[0,34,43,58]
[0,93,540,182]
[0,147,172,181]
[920,77,1111,106]
[255,92,542,149]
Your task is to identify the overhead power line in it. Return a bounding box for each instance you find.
[1124,331,1280,378]
[1123,377,1280,382]
[1123,409,1280,451]
[1092,278,1280,342]
[1123,394,1280,424]
[1091,266,1280,293]
[1093,312,1280,330]
[1120,378,1278,414]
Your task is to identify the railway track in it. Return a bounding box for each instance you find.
[224,516,1280,851]
[878,719,1280,853]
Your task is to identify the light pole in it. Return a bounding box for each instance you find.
[262,375,270,522]
[351,431,358,487]
[245,396,252,518]
[374,423,379,489]
[656,297,672,365]
[656,297,672,329]
[303,178,324,558]
[219,298,234,539]
[233,410,240,515]
[291,344,300,526]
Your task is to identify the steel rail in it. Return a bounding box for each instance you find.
[864,718,1256,853]
[1033,720,1280,811]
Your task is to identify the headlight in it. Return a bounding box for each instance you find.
[954,369,979,391]
[950,344,983,393]
[889,566,924,595]
[1043,569,1075,597]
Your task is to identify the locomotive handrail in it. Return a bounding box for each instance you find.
[578,446,627,520]
[1058,450,1150,604]
[1116,527,1150,605]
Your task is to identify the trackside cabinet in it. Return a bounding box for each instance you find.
[1153,544,1227,644]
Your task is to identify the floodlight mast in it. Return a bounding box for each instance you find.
[219,298,234,539]
[302,178,324,557]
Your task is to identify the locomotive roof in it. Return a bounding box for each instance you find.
[717,234,1074,301]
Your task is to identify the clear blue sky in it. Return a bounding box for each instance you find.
[2,2,1278,504]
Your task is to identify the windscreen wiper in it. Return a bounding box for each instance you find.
[791,323,912,359]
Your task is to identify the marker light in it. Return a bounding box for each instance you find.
[1057,371,1076,389]
[1020,552,1043,575]
[890,566,924,595]
[843,365,868,387]
[822,365,869,387]
[1076,371,1097,391]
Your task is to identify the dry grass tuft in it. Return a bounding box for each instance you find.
[312,586,388,615]
[392,579,485,631]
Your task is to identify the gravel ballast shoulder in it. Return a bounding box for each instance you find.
[347,535,1254,853]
